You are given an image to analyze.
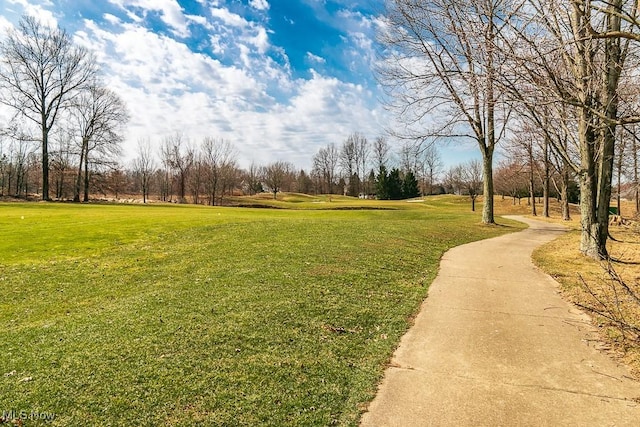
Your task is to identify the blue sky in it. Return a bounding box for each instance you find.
[0,0,477,170]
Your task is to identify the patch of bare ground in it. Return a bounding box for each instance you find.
[531,200,640,378]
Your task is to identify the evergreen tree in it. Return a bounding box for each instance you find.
[402,170,421,199]
[347,173,360,197]
[388,168,403,200]
[376,165,389,199]
[338,177,347,195]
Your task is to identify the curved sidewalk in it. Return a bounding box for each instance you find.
[361,216,640,426]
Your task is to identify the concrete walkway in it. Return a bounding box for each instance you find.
[361,216,640,426]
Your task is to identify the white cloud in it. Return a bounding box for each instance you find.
[306,52,326,64]
[185,14,207,26]
[249,0,270,11]
[210,7,249,28]
[0,14,13,33]
[208,6,270,56]
[6,0,57,26]
[103,13,121,26]
[109,0,189,37]
[247,26,269,53]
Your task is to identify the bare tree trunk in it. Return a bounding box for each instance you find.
[528,143,537,216]
[616,158,622,217]
[83,147,89,202]
[481,150,494,224]
[561,166,571,221]
[578,120,601,258]
[592,0,623,257]
[41,122,50,200]
[634,136,639,214]
[543,137,550,217]
[572,2,609,260]
[74,139,86,202]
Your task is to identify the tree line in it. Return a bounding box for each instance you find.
[0,129,449,203]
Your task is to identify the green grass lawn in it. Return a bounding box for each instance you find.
[0,197,523,426]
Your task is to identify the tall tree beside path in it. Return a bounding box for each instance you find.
[0,15,97,200]
[507,0,640,259]
[378,0,520,224]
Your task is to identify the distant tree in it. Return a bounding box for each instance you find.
[133,139,155,204]
[190,151,206,205]
[201,137,236,205]
[387,168,403,200]
[245,161,263,195]
[295,169,313,194]
[340,136,356,188]
[353,133,369,193]
[263,161,292,199]
[2,130,36,198]
[161,133,193,203]
[106,166,127,199]
[402,170,420,199]
[312,143,339,194]
[421,144,442,196]
[365,169,376,197]
[461,160,483,212]
[494,160,528,205]
[372,136,391,170]
[347,172,360,197]
[0,15,97,200]
[50,129,75,199]
[338,176,347,196]
[376,165,389,200]
[219,161,240,201]
[398,142,419,175]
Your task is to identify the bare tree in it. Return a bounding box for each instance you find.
[262,161,292,199]
[189,150,205,205]
[0,16,97,200]
[133,138,155,204]
[50,128,75,199]
[372,136,391,170]
[8,132,34,197]
[398,142,419,175]
[245,161,263,195]
[494,159,528,204]
[420,144,442,196]
[340,136,356,181]
[378,0,520,224]
[72,85,128,202]
[312,143,339,194]
[161,133,193,203]
[201,137,236,206]
[352,132,369,194]
[459,160,484,212]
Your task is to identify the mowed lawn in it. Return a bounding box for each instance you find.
[0,198,522,426]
